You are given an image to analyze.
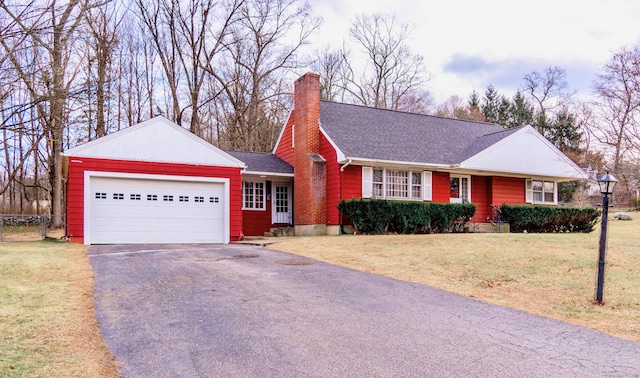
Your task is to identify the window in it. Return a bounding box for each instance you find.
[163,195,173,202]
[529,179,556,204]
[373,169,384,198]
[130,194,141,200]
[412,172,422,199]
[95,192,107,199]
[194,196,204,203]
[146,194,158,201]
[243,181,265,209]
[209,197,219,203]
[369,168,422,200]
[113,193,124,200]
[179,196,189,202]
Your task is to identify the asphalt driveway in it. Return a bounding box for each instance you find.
[88,244,640,377]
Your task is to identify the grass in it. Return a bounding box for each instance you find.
[268,214,640,342]
[0,240,119,377]
[0,227,65,242]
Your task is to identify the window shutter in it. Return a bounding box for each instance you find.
[525,179,533,203]
[422,171,432,201]
[362,166,373,198]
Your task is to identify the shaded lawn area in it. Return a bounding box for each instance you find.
[0,240,119,377]
[268,216,640,342]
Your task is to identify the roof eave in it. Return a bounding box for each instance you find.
[339,156,458,170]
[241,170,294,177]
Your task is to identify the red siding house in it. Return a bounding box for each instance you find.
[63,73,587,244]
[273,73,587,236]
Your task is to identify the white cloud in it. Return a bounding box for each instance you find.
[309,0,640,103]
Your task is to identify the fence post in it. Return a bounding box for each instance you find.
[40,215,47,240]
[0,214,3,242]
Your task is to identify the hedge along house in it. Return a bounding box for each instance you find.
[63,116,246,244]
[274,73,588,236]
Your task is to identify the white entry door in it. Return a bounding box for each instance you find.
[272,183,292,224]
[450,175,471,204]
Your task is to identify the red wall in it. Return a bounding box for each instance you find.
[274,112,295,166]
[492,176,525,205]
[341,165,362,200]
[65,157,243,243]
[320,133,341,225]
[432,171,450,203]
[471,175,491,223]
[242,182,272,237]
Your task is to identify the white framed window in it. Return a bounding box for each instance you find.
[527,179,556,204]
[373,168,384,198]
[364,167,426,200]
[449,175,471,204]
[243,181,265,210]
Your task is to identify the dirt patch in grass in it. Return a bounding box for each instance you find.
[268,216,640,342]
[0,240,120,377]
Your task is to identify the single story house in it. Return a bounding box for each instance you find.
[63,72,587,244]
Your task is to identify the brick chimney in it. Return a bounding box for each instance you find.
[293,72,327,235]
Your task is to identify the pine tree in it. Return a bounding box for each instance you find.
[509,91,534,128]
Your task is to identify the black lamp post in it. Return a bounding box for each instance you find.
[595,171,618,304]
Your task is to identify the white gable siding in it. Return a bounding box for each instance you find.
[461,126,586,180]
[63,116,245,168]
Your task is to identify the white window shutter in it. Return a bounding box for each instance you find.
[362,166,373,198]
[422,171,432,201]
[525,179,533,203]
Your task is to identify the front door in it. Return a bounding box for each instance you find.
[272,183,292,224]
[450,175,470,204]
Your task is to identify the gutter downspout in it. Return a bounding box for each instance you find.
[338,159,353,234]
[340,159,352,172]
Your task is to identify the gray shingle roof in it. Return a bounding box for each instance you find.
[225,151,293,175]
[319,101,510,165]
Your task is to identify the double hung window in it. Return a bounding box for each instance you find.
[368,168,426,200]
[526,179,556,204]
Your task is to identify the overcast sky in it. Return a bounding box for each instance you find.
[309,0,640,104]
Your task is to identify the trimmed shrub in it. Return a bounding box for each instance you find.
[499,204,601,233]
[338,199,476,234]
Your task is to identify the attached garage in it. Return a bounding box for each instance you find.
[63,116,245,245]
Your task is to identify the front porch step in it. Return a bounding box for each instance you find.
[470,223,510,233]
[264,226,295,237]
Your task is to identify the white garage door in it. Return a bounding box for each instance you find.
[88,176,225,244]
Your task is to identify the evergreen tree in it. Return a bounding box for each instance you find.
[548,109,582,153]
[509,91,534,128]
[481,85,501,124]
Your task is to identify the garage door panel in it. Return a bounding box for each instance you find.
[88,176,226,244]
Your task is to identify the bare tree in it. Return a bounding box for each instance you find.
[522,66,572,133]
[311,45,348,102]
[435,95,483,121]
[591,44,640,173]
[84,2,121,138]
[206,0,320,151]
[343,13,430,112]
[1,0,102,226]
[136,0,242,134]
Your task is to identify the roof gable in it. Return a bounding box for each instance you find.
[63,116,245,168]
[460,126,587,180]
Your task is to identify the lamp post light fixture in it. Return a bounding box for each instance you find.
[595,171,618,304]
